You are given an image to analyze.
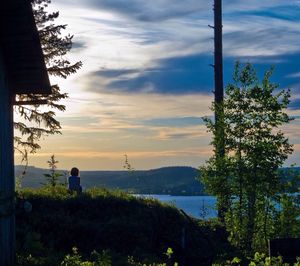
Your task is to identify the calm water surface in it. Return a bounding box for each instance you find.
[136,195,217,219]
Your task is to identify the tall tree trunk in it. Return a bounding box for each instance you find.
[214,0,224,106]
[213,0,226,222]
[246,192,256,252]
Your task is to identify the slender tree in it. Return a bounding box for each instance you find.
[14,0,82,162]
[200,63,293,253]
[43,154,63,187]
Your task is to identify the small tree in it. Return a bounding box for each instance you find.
[200,63,294,253]
[123,154,135,173]
[43,154,63,187]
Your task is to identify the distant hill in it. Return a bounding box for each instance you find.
[15,166,204,195]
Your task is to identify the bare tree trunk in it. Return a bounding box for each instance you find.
[213,0,226,222]
[214,0,224,106]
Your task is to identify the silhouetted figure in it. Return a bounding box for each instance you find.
[68,167,82,194]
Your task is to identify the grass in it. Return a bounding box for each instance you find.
[16,186,236,265]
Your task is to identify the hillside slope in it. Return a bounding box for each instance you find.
[16,187,234,265]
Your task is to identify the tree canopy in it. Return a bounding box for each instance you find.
[200,62,299,253]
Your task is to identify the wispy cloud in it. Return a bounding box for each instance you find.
[287,72,300,78]
[153,125,208,140]
[83,54,214,94]
[58,0,210,22]
[22,147,212,159]
[25,0,300,170]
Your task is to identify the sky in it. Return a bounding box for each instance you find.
[17,0,300,170]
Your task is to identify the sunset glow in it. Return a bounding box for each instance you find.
[20,0,300,170]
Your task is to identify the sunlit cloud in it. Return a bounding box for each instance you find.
[223,17,300,57]
[21,0,300,170]
[152,125,208,140]
[281,120,300,141]
[18,147,212,159]
[71,92,213,120]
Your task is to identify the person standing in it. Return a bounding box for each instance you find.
[68,167,82,194]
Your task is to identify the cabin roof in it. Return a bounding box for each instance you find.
[0,0,51,95]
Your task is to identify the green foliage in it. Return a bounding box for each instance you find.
[213,253,300,266]
[275,168,300,238]
[90,250,112,266]
[16,176,22,192]
[60,247,112,266]
[164,248,174,260]
[275,193,300,238]
[43,154,65,187]
[127,247,178,266]
[16,187,235,265]
[200,62,296,253]
[17,247,180,266]
[16,253,46,266]
[14,0,82,162]
[61,247,85,266]
[16,248,111,266]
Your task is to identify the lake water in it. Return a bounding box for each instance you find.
[136,195,217,219]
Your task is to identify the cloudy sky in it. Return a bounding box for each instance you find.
[20,0,300,170]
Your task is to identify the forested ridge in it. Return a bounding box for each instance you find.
[16,166,205,195]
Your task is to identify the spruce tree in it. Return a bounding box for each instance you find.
[14,0,82,162]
